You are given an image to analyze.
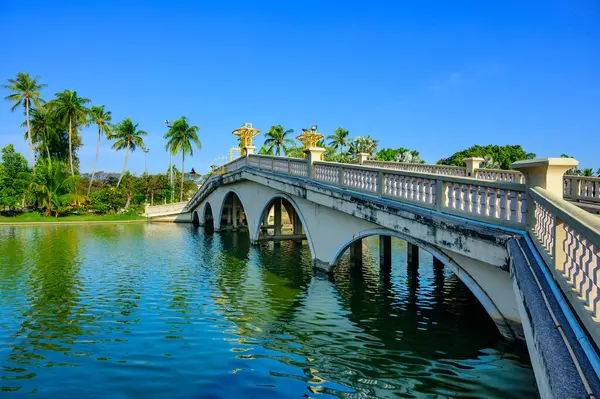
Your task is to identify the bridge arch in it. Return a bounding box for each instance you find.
[217,189,249,232]
[192,210,200,226]
[253,193,316,260]
[202,201,215,229]
[329,228,520,341]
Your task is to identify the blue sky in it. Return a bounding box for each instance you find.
[1,0,599,174]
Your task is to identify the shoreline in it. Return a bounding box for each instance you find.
[0,219,149,227]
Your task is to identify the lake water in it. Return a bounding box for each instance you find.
[0,223,536,398]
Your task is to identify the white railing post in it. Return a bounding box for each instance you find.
[512,157,579,229]
[338,165,344,187]
[435,179,445,211]
[357,153,370,165]
[304,147,326,179]
[464,157,484,177]
[377,170,384,196]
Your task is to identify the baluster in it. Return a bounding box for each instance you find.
[472,186,481,215]
[453,183,461,210]
[401,176,407,199]
[499,189,507,220]
[490,188,499,218]
[464,185,472,213]
[480,187,490,217]
[508,191,517,222]
[447,183,455,209]
[424,180,431,203]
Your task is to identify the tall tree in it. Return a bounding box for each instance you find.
[50,90,90,176]
[111,118,147,187]
[87,105,112,194]
[3,72,47,170]
[327,127,350,155]
[26,104,57,160]
[264,125,295,156]
[164,116,201,202]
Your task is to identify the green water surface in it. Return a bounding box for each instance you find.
[0,223,536,398]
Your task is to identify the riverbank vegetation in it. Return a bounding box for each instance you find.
[1,72,202,218]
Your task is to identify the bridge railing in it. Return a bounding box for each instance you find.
[312,160,527,228]
[475,168,525,183]
[247,154,308,176]
[528,186,600,344]
[362,160,467,177]
[564,175,600,203]
[144,201,189,216]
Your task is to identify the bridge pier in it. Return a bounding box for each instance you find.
[350,240,363,268]
[407,242,419,268]
[380,236,392,272]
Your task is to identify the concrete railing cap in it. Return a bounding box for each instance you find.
[512,157,579,169]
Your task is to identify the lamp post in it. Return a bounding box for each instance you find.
[165,119,174,203]
[143,148,150,175]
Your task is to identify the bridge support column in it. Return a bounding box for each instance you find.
[407,242,419,268]
[380,236,392,272]
[232,196,238,231]
[350,240,363,268]
[274,198,282,245]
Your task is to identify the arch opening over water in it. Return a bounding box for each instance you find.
[254,194,313,255]
[330,229,521,342]
[202,202,214,231]
[218,191,248,232]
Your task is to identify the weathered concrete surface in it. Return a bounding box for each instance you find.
[508,238,600,398]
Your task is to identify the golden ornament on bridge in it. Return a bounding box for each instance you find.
[232,122,260,155]
[296,125,323,149]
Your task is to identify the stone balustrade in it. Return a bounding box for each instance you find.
[363,160,467,177]
[144,201,189,217]
[528,186,600,344]
[312,160,527,228]
[564,175,600,203]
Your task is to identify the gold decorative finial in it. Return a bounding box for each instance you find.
[296,125,323,149]
[232,122,261,155]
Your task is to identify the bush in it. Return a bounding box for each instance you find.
[90,187,126,214]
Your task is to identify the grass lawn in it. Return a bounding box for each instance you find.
[0,212,147,223]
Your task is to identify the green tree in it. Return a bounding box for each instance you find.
[4,72,47,170]
[27,104,57,160]
[444,145,535,170]
[164,116,201,201]
[29,158,76,216]
[327,127,350,155]
[87,105,112,195]
[264,125,294,156]
[0,144,30,210]
[111,118,147,187]
[50,90,90,176]
[258,145,274,155]
[90,187,126,213]
[348,136,378,157]
[376,148,423,163]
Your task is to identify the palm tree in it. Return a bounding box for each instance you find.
[327,127,350,155]
[258,145,274,155]
[50,90,90,176]
[111,118,147,187]
[25,104,57,160]
[348,135,378,157]
[4,72,47,170]
[28,158,76,216]
[164,116,201,202]
[87,105,112,194]
[264,125,295,156]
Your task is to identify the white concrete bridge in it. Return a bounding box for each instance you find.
[148,150,600,399]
